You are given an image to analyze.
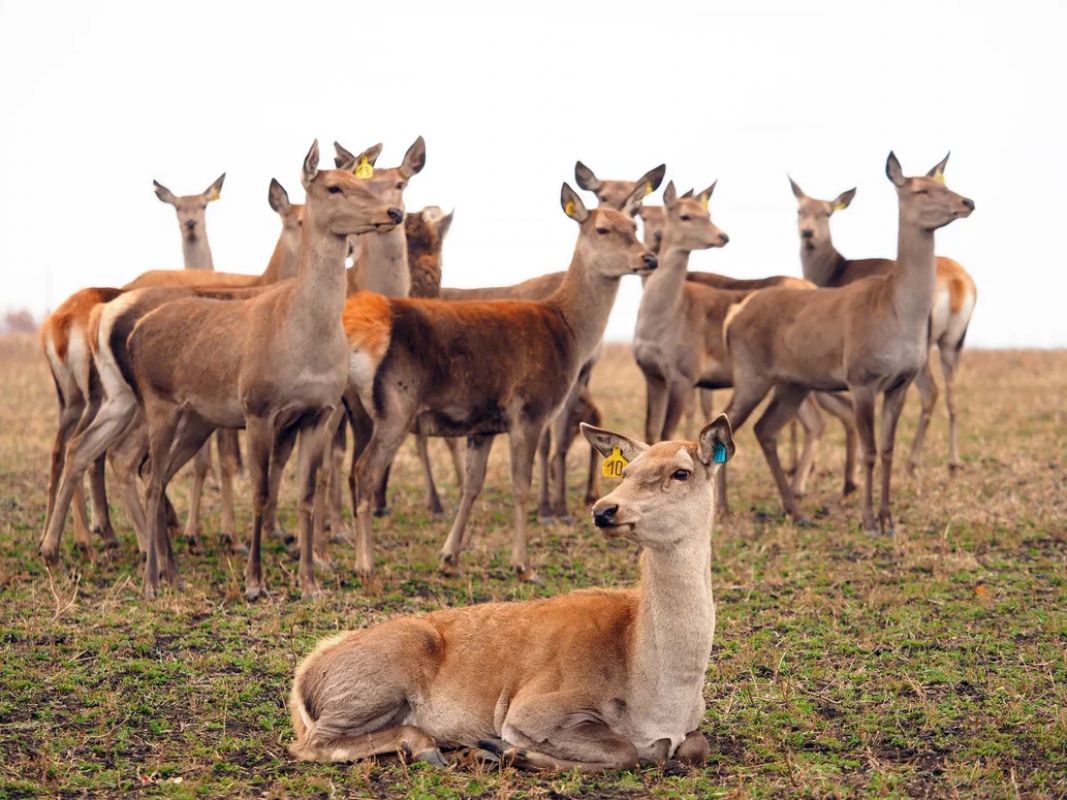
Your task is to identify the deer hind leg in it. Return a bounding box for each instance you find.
[182,441,212,552]
[643,372,670,445]
[753,384,810,523]
[293,410,336,599]
[549,409,577,522]
[327,422,351,537]
[509,421,545,581]
[877,379,912,536]
[438,434,493,575]
[216,430,241,553]
[243,415,282,601]
[312,408,347,568]
[536,427,554,522]
[106,422,150,553]
[905,359,939,476]
[791,396,825,498]
[87,455,118,549]
[939,342,964,474]
[414,434,445,515]
[661,380,692,442]
[718,378,774,519]
[294,725,445,766]
[497,694,639,771]
[850,386,879,536]
[813,391,858,496]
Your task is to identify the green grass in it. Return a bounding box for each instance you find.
[1,335,1065,798]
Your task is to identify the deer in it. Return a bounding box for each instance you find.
[788,175,977,474]
[342,182,657,583]
[153,173,225,270]
[38,180,305,562]
[722,152,973,535]
[288,416,734,771]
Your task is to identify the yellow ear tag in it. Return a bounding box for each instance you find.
[932,171,945,185]
[355,156,374,180]
[700,195,709,210]
[644,182,653,197]
[601,446,628,479]
[832,200,847,212]
[208,188,220,202]
[565,200,575,217]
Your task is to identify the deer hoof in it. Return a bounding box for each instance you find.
[300,582,325,601]
[842,480,858,496]
[220,534,248,556]
[244,583,264,602]
[515,566,541,584]
[39,543,60,565]
[439,555,462,577]
[414,747,449,768]
[948,462,961,476]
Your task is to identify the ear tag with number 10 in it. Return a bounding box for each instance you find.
[602,446,628,479]
[355,156,374,180]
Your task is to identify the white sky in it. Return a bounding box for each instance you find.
[1,0,1064,347]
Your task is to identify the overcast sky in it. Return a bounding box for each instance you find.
[1,1,1064,347]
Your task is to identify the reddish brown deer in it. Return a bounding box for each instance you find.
[788,175,977,474]
[722,153,973,534]
[288,417,733,770]
[343,183,657,582]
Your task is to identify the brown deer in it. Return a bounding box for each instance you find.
[153,173,225,270]
[38,180,305,562]
[343,183,656,582]
[788,175,977,474]
[288,417,733,770]
[722,152,973,534]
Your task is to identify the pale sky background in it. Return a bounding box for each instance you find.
[1,0,1064,347]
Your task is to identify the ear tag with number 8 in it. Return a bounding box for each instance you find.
[602,446,628,479]
[355,156,374,180]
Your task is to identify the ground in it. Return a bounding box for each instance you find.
[0,333,1064,799]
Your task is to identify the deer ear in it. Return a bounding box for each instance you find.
[831,187,856,212]
[636,163,666,197]
[574,161,601,192]
[153,180,177,205]
[203,173,225,202]
[268,178,291,215]
[333,141,356,170]
[561,183,590,222]
[788,175,806,200]
[581,423,649,463]
[886,151,905,187]
[697,414,735,466]
[438,209,454,239]
[696,180,717,209]
[663,180,677,206]
[302,140,320,189]
[621,180,648,218]
[400,136,426,178]
[926,151,950,183]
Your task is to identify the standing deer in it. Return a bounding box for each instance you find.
[722,152,973,534]
[788,175,977,474]
[288,417,734,770]
[344,182,657,582]
[153,173,225,270]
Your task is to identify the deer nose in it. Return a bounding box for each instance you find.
[642,253,658,270]
[387,208,404,224]
[962,198,975,211]
[593,504,619,528]
[801,229,814,239]
[185,220,196,230]
[719,233,730,245]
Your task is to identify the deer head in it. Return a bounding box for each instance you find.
[886,152,974,230]
[405,206,454,252]
[660,180,729,252]
[574,161,666,215]
[638,205,667,254]
[300,141,404,236]
[153,173,225,243]
[333,136,425,218]
[583,415,734,548]
[561,183,658,277]
[789,176,856,253]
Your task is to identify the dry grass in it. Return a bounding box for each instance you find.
[0,331,1064,799]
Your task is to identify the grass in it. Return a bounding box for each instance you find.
[0,332,1064,799]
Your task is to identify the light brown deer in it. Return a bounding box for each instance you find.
[38,180,305,562]
[153,173,225,270]
[788,175,977,474]
[722,153,973,534]
[343,183,656,582]
[288,417,734,770]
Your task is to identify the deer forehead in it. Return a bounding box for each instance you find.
[670,197,710,219]
[798,197,832,218]
[626,442,696,478]
[591,208,636,234]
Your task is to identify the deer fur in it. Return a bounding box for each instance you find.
[343,183,657,582]
[722,152,974,534]
[288,417,733,770]
[789,176,977,474]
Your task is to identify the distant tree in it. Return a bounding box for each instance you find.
[3,309,37,334]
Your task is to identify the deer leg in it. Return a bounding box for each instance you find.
[905,359,938,476]
[293,411,335,599]
[141,401,193,597]
[661,380,691,442]
[445,436,465,490]
[438,434,493,575]
[352,414,414,581]
[850,386,879,536]
[753,384,810,523]
[182,441,211,552]
[877,380,912,536]
[497,694,639,770]
[643,373,670,445]
[106,423,149,553]
[216,429,241,553]
[509,422,544,582]
[263,428,297,547]
[312,408,346,568]
[549,410,575,522]
[673,730,710,765]
[719,380,774,519]
[87,455,118,548]
[243,415,277,601]
[536,427,554,522]
[293,724,445,765]
[45,399,83,534]
[415,434,445,515]
[327,421,351,539]
[791,396,825,498]
[813,391,858,496]
[582,394,603,506]
[939,343,964,474]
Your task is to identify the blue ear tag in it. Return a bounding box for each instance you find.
[712,441,728,464]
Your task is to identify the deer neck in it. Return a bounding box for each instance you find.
[353,227,411,298]
[261,232,300,284]
[289,219,349,336]
[182,234,214,271]
[889,214,937,329]
[630,507,716,704]
[635,245,690,342]
[546,250,625,360]
[799,238,845,287]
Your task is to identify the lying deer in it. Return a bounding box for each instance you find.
[288,417,733,770]
[343,182,657,582]
[723,152,974,534]
[789,175,977,474]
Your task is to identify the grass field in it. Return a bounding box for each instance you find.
[0,332,1064,799]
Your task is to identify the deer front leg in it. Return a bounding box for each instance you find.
[905,360,938,475]
[878,379,912,536]
[753,384,810,523]
[849,386,879,536]
[293,411,336,599]
[813,391,858,496]
[216,430,241,553]
[791,395,826,498]
[508,423,543,582]
[536,427,554,522]
[88,455,118,549]
[415,433,445,514]
[939,343,964,474]
[643,373,670,445]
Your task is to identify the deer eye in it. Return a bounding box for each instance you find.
[672,469,690,481]
[328,186,342,194]
[396,182,406,190]
[596,227,609,235]
[680,214,691,222]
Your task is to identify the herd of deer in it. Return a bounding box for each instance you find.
[33,140,974,768]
